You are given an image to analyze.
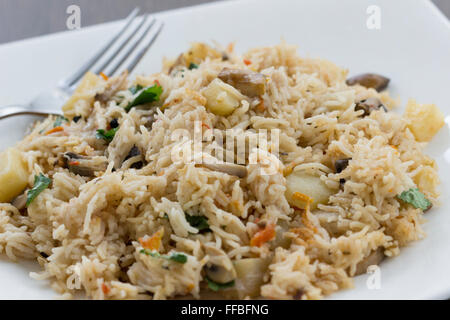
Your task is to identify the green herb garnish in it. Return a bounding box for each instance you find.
[206,277,235,292]
[186,214,210,233]
[126,84,163,112]
[96,128,118,142]
[188,63,199,70]
[398,188,432,211]
[26,173,51,207]
[140,249,188,264]
[53,116,68,128]
[168,253,188,263]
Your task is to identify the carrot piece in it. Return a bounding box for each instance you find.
[250,223,276,247]
[283,162,295,177]
[256,100,265,112]
[100,72,109,81]
[202,123,211,130]
[45,126,64,135]
[293,192,313,204]
[139,228,164,251]
[243,59,252,66]
[68,161,80,166]
[390,145,399,154]
[227,42,235,53]
[101,283,110,295]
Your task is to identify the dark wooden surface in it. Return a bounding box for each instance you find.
[0,0,448,44]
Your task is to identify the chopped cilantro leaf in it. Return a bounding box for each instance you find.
[186,214,210,233]
[188,63,199,70]
[26,173,51,207]
[168,253,188,263]
[206,277,235,292]
[96,128,118,142]
[140,249,188,264]
[398,188,432,211]
[126,84,163,112]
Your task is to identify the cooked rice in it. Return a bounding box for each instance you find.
[0,42,442,300]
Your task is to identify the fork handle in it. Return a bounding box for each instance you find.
[0,105,62,120]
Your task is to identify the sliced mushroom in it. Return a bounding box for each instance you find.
[293,288,305,300]
[63,152,108,177]
[355,97,387,116]
[95,70,128,102]
[218,68,266,97]
[124,146,140,160]
[346,73,390,92]
[168,53,186,75]
[354,247,385,276]
[177,257,270,300]
[143,115,156,129]
[123,146,144,169]
[203,244,237,284]
[423,203,433,213]
[198,162,247,178]
[335,158,351,185]
[12,191,27,210]
[334,158,351,173]
[221,52,230,61]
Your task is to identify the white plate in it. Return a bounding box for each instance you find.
[0,0,449,299]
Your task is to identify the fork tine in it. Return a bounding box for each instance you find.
[58,8,140,89]
[123,21,164,75]
[104,16,155,77]
[91,13,149,76]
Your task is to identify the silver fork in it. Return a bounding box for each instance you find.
[0,8,164,120]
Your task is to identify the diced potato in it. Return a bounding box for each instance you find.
[285,170,336,210]
[0,148,29,203]
[234,258,269,298]
[62,72,104,119]
[413,166,439,196]
[202,79,244,116]
[222,258,270,299]
[404,99,445,142]
[183,42,222,66]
